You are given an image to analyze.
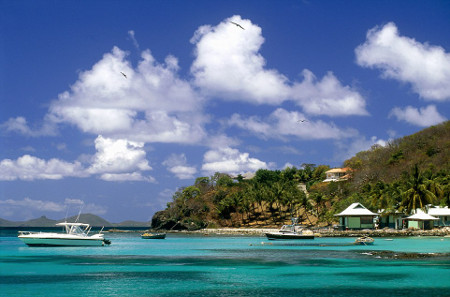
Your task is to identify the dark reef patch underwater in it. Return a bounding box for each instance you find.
[1,232,449,296]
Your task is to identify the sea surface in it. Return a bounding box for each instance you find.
[1,229,449,297]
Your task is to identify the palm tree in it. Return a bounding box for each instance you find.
[401,164,437,214]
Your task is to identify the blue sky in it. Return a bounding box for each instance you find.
[1,0,449,223]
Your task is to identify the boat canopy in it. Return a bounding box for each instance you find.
[56,222,90,226]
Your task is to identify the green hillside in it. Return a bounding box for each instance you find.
[152,121,450,230]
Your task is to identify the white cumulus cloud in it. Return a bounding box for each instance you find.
[291,70,368,116]
[201,147,268,175]
[0,155,85,181]
[0,136,155,182]
[191,16,290,104]
[389,105,447,127]
[1,116,57,137]
[356,22,450,101]
[191,16,367,116]
[100,172,155,183]
[163,153,197,179]
[48,47,207,144]
[87,135,152,175]
[229,108,358,140]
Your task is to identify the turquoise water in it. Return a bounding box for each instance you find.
[1,231,449,297]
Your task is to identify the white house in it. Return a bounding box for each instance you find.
[323,168,352,182]
[406,209,439,230]
[427,206,450,227]
[335,202,379,230]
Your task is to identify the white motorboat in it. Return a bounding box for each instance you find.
[265,218,315,240]
[18,222,111,247]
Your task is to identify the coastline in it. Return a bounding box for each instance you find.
[161,227,450,237]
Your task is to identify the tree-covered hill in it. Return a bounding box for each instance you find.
[152,121,450,230]
[345,121,449,185]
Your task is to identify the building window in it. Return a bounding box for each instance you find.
[360,216,372,224]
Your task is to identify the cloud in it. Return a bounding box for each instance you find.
[163,154,197,179]
[356,22,450,101]
[1,116,57,137]
[5,15,368,144]
[0,197,66,212]
[48,47,207,144]
[229,108,358,140]
[0,197,107,220]
[389,105,447,127]
[335,135,388,162]
[201,147,269,175]
[190,15,368,117]
[100,172,155,183]
[291,70,368,116]
[128,30,140,50]
[191,16,290,104]
[87,135,152,176]
[0,135,154,182]
[0,155,85,181]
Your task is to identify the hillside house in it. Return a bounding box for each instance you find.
[323,168,352,182]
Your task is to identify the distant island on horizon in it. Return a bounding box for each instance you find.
[0,213,151,228]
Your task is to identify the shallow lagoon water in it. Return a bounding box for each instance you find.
[1,231,449,297]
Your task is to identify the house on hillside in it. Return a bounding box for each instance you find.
[323,168,352,182]
[335,202,378,230]
[427,206,450,227]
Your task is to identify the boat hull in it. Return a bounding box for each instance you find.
[354,236,374,245]
[354,240,374,245]
[265,233,314,240]
[18,222,110,247]
[141,233,166,239]
[19,237,108,246]
[354,242,374,245]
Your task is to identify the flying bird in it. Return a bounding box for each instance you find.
[297,119,308,123]
[230,21,245,30]
[120,72,127,78]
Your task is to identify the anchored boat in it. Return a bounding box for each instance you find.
[354,236,374,245]
[18,222,111,246]
[141,232,166,239]
[265,218,314,240]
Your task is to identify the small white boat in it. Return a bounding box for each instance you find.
[354,236,374,245]
[265,218,314,240]
[141,232,166,239]
[18,222,111,247]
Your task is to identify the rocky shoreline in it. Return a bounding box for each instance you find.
[161,227,450,237]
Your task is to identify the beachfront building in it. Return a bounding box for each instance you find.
[427,206,450,227]
[335,202,379,230]
[378,210,406,230]
[323,168,352,182]
[406,209,439,230]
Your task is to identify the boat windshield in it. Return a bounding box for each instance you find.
[66,225,88,235]
[280,225,295,232]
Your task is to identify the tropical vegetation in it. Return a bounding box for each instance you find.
[151,121,450,230]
